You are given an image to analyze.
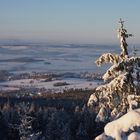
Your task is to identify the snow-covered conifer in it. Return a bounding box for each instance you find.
[88,19,140,123]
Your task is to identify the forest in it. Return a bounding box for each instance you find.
[0,89,104,140]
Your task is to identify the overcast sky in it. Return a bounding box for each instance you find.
[0,0,139,44]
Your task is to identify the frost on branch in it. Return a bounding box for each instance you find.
[102,57,140,81]
[96,73,134,95]
[95,53,122,66]
[102,64,121,81]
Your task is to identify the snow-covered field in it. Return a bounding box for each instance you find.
[0,78,100,92]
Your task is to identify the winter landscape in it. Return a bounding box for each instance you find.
[0,39,105,140]
[1,1,140,140]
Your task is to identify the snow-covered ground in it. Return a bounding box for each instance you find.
[0,78,100,92]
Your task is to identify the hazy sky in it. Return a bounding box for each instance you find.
[0,0,140,44]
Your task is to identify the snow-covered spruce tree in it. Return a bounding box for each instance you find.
[88,19,140,122]
[19,103,35,140]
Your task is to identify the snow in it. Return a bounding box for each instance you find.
[0,78,99,92]
[102,64,119,81]
[0,86,19,91]
[95,133,113,140]
[96,53,121,66]
[128,132,140,140]
[95,105,109,122]
[87,94,98,106]
[95,108,140,140]
[127,95,140,110]
[95,73,128,96]
[0,45,28,50]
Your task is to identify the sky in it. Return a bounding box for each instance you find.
[0,0,140,44]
